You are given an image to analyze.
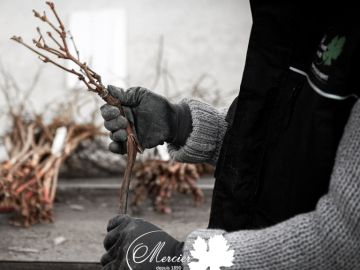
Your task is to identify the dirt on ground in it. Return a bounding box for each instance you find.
[0,188,211,262]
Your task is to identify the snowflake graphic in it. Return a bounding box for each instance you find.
[189,235,234,270]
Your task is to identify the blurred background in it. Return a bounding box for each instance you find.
[0,0,251,266]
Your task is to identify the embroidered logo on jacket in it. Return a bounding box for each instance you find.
[322,35,346,66]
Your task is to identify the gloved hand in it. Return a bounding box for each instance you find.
[100,215,185,270]
[100,85,192,154]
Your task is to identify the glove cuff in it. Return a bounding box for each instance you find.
[169,102,193,146]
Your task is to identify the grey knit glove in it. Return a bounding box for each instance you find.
[100,85,192,154]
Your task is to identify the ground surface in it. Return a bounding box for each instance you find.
[0,178,213,262]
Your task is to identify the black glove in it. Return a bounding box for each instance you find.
[100,86,192,154]
[101,215,184,270]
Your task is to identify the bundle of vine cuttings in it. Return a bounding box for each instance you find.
[0,113,102,227]
[132,160,205,214]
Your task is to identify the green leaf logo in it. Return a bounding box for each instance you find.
[322,35,346,66]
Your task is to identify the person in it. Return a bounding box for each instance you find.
[99,1,360,269]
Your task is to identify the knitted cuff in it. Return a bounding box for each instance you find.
[168,99,228,165]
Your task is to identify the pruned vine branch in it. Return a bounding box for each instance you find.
[11,1,142,214]
[12,2,103,93]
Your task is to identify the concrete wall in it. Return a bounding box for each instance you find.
[0,0,251,109]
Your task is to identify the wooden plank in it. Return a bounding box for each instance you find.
[0,261,101,270]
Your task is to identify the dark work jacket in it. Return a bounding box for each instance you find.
[209,1,359,231]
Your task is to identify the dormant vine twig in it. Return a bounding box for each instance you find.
[10,1,142,214]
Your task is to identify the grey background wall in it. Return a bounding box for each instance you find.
[0,0,251,105]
